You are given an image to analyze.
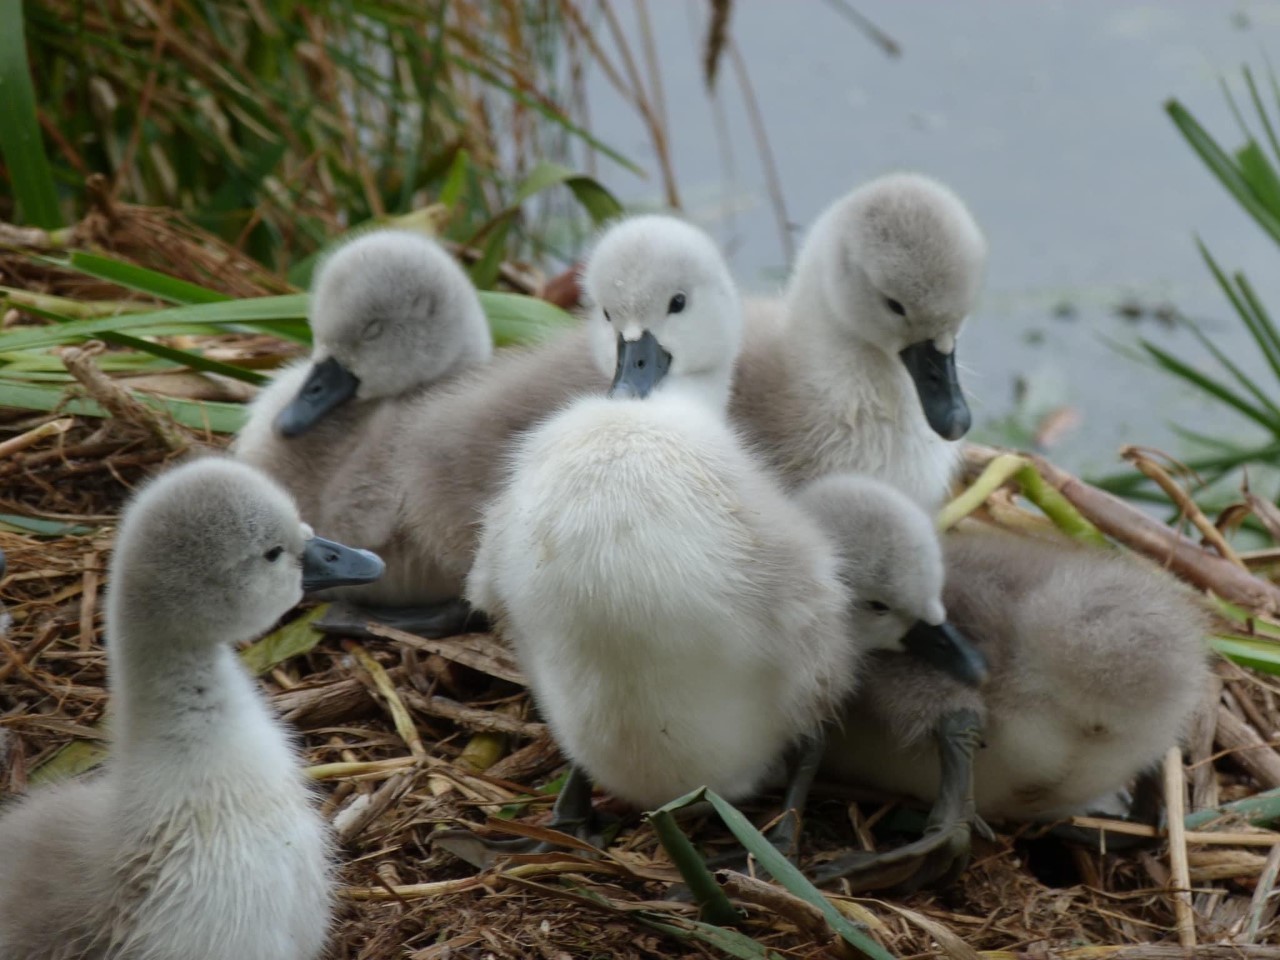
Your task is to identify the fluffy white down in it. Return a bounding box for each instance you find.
[469,394,853,810]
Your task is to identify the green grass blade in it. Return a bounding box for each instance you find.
[0,379,246,433]
[52,251,232,304]
[1140,340,1280,433]
[1245,65,1280,172]
[1197,240,1280,381]
[1167,99,1280,247]
[1181,317,1280,422]
[1237,141,1280,217]
[512,161,624,224]
[0,0,62,228]
[0,295,312,352]
[479,290,578,345]
[1210,635,1280,677]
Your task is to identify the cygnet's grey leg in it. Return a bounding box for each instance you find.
[808,708,983,893]
[432,764,611,868]
[690,735,826,884]
[768,734,824,860]
[315,598,488,638]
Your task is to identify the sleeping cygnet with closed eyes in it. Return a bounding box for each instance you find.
[796,473,1212,892]
[0,459,384,960]
[453,216,987,861]
[234,229,491,632]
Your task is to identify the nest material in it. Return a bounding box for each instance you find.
[2,210,1280,958]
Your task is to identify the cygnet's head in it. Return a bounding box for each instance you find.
[582,215,742,405]
[107,458,384,646]
[277,230,491,437]
[796,473,987,686]
[794,173,987,441]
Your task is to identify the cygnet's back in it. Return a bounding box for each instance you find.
[234,229,492,559]
[821,522,1211,820]
[0,459,382,959]
[468,216,854,810]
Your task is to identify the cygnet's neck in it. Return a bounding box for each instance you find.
[785,279,917,421]
[107,600,266,761]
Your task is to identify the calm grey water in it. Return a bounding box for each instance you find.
[577,0,1280,479]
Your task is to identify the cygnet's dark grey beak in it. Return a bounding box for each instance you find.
[898,339,971,441]
[901,619,988,687]
[609,331,672,399]
[276,357,361,438]
[301,536,385,592]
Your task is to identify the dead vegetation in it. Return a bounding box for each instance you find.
[2,213,1280,958]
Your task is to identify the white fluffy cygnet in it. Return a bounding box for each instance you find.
[0,458,384,960]
[467,215,859,810]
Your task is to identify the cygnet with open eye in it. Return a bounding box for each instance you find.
[467,214,862,818]
[0,458,383,960]
[736,172,987,509]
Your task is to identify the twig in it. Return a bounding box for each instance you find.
[60,342,189,453]
[821,0,902,57]
[964,445,1280,613]
[344,641,427,760]
[1121,446,1246,569]
[399,689,546,738]
[78,551,100,652]
[0,418,74,459]
[1244,842,1280,943]
[1164,747,1196,948]
[1069,816,1280,847]
[1216,705,1280,790]
[728,39,794,264]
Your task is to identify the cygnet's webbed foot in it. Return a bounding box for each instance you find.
[809,708,984,894]
[314,598,488,638]
[1037,770,1164,852]
[432,764,614,869]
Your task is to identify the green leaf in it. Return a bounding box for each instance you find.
[1210,634,1280,676]
[479,290,577,346]
[1166,98,1280,248]
[701,790,896,960]
[0,379,247,433]
[239,605,330,674]
[1185,785,1280,829]
[0,514,97,536]
[0,0,62,228]
[512,161,624,225]
[640,917,786,960]
[1140,340,1280,434]
[1237,141,1280,219]
[649,788,896,960]
[0,295,311,352]
[53,251,231,305]
[28,740,110,787]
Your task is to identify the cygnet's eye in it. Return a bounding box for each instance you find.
[264,546,285,562]
[668,293,687,315]
[864,600,890,614]
[361,318,384,341]
[884,297,906,317]
[602,308,612,324]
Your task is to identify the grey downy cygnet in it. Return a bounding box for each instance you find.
[796,473,1211,892]
[0,459,384,960]
[736,172,987,509]
[455,217,985,860]
[355,173,988,637]
[233,229,490,626]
